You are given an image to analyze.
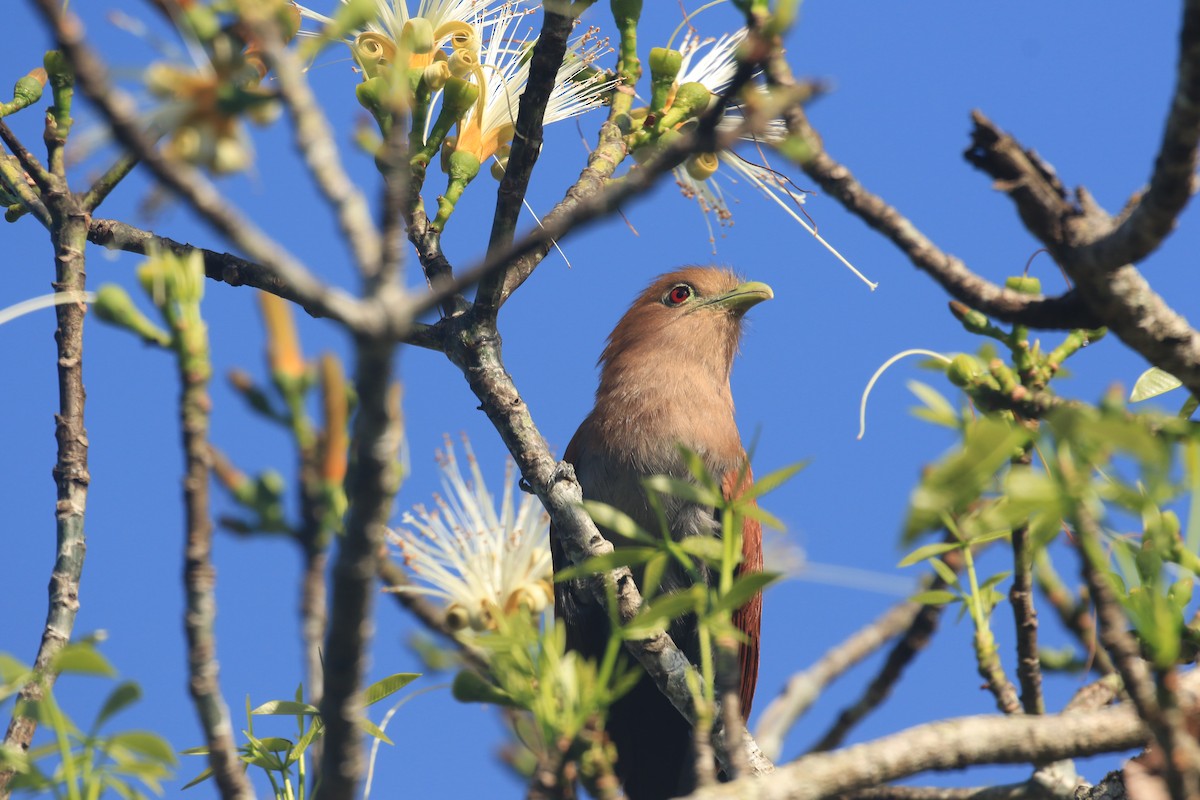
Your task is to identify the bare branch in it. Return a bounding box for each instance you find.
[755,593,924,761]
[0,117,55,193]
[0,200,90,795]
[87,217,370,329]
[1010,522,1045,715]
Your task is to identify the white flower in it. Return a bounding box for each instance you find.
[388,435,553,632]
[451,2,615,165]
[672,29,876,289]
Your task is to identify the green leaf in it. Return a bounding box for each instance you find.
[711,571,780,615]
[95,681,142,731]
[622,586,706,639]
[554,547,658,582]
[181,767,213,789]
[739,461,808,501]
[52,643,116,677]
[928,557,960,588]
[1131,367,1183,402]
[179,746,210,756]
[356,716,393,745]
[676,536,725,564]
[739,503,786,531]
[251,700,319,716]
[908,380,959,428]
[642,552,668,600]
[898,541,960,568]
[107,731,178,766]
[643,475,721,507]
[362,672,420,707]
[979,571,1012,593]
[911,590,958,606]
[581,501,654,542]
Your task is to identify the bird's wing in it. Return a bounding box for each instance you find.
[723,464,762,721]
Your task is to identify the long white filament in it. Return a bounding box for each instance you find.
[857,348,952,440]
[0,291,97,328]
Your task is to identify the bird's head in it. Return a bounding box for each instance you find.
[598,266,773,390]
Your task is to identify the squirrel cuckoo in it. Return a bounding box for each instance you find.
[552,267,771,799]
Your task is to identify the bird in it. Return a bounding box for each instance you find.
[552,266,771,799]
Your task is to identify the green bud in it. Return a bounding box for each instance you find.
[13,70,46,106]
[648,47,683,81]
[446,148,481,183]
[42,51,73,88]
[257,470,287,500]
[91,284,171,346]
[946,354,982,387]
[1005,275,1042,295]
[181,5,220,42]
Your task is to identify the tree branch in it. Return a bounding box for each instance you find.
[759,63,1099,330]
[86,218,368,328]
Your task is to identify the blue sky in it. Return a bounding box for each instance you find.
[2,1,1197,797]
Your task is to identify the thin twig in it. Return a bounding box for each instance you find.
[476,4,576,316]
[249,10,383,279]
[0,117,55,192]
[86,217,370,330]
[80,152,138,212]
[175,288,254,800]
[0,152,52,227]
[755,593,924,760]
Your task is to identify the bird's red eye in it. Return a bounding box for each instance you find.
[665,284,693,306]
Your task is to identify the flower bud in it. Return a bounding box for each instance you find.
[212,136,250,174]
[12,69,46,106]
[447,48,478,79]
[685,152,719,181]
[353,31,397,78]
[401,17,435,54]
[441,76,480,118]
[648,47,683,82]
[91,284,171,346]
[423,60,450,91]
[946,353,981,388]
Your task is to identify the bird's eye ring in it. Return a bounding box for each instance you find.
[664,284,693,306]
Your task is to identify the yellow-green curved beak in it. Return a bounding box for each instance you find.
[706,280,774,313]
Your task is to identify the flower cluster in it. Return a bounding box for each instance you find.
[388,436,553,633]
